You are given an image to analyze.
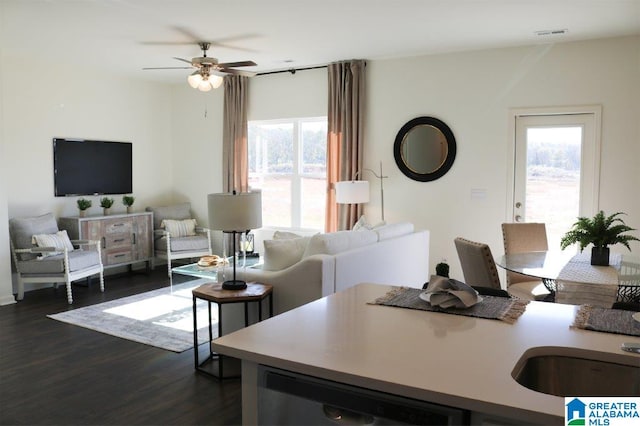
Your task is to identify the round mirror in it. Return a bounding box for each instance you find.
[393,116,456,182]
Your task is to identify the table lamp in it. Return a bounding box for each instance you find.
[208,191,262,290]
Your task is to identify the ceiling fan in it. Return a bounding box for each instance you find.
[143,41,257,91]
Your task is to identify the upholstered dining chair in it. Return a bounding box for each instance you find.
[501,222,550,301]
[454,237,503,289]
[145,202,212,277]
[9,212,104,304]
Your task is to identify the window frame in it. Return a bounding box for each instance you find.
[248,116,327,230]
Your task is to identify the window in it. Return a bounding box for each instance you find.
[248,117,327,230]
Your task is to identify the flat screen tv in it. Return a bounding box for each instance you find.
[53,138,132,196]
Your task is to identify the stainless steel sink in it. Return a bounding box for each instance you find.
[512,347,640,397]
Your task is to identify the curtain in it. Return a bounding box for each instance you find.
[325,60,367,232]
[222,75,249,193]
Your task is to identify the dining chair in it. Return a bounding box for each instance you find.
[501,223,551,301]
[454,237,502,290]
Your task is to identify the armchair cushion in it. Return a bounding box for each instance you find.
[161,218,197,237]
[146,203,191,230]
[32,230,75,258]
[155,235,210,252]
[18,250,101,274]
[9,213,59,260]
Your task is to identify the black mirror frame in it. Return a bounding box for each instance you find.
[393,116,457,182]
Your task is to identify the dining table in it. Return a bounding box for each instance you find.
[496,250,640,307]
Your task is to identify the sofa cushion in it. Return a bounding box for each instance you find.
[263,237,311,271]
[146,203,192,230]
[9,213,60,260]
[32,230,75,258]
[155,235,210,252]
[161,218,197,237]
[303,230,378,257]
[18,250,101,274]
[374,222,415,241]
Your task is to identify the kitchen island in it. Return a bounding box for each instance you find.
[211,283,639,425]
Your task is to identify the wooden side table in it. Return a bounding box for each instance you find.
[192,282,273,379]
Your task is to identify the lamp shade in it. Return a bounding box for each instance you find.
[335,180,370,204]
[208,191,262,232]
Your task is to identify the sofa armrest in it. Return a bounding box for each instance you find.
[227,254,335,315]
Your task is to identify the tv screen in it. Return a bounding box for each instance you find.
[53,138,132,196]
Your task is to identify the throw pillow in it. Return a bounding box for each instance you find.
[263,237,311,271]
[32,230,75,258]
[161,219,197,237]
[303,230,378,257]
[273,230,303,240]
[352,215,372,231]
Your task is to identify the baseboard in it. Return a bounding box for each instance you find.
[0,295,17,306]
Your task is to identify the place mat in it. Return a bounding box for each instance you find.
[572,305,640,337]
[369,287,529,324]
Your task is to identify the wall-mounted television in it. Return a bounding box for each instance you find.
[53,138,132,196]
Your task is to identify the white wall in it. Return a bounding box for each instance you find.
[2,36,638,301]
[368,36,639,280]
[0,55,177,301]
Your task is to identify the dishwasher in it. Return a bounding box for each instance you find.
[257,366,470,425]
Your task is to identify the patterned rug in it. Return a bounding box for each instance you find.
[47,280,216,352]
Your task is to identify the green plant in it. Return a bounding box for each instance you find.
[435,261,450,278]
[77,198,92,210]
[122,195,135,207]
[100,197,114,209]
[560,210,639,251]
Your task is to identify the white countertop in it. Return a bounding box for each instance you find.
[211,283,640,424]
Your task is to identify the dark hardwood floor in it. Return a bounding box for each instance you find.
[0,269,242,425]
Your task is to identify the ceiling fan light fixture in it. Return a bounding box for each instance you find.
[209,74,224,89]
[187,71,203,88]
[197,80,213,92]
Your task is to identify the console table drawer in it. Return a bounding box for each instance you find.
[106,250,133,265]
[104,233,131,249]
[103,219,133,234]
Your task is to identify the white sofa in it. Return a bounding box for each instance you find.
[225,222,430,318]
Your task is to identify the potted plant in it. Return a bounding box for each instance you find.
[100,197,114,216]
[77,198,92,217]
[560,210,639,266]
[122,195,135,214]
[435,260,450,278]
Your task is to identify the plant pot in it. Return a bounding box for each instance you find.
[126,206,133,214]
[103,208,111,216]
[590,246,610,266]
[79,210,86,218]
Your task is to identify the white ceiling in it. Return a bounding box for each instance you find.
[2,0,639,84]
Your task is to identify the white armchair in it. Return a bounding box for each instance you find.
[146,203,212,276]
[9,213,104,304]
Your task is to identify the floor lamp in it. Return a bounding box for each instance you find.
[208,191,262,290]
[335,162,388,222]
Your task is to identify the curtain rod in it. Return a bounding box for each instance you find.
[257,65,328,76]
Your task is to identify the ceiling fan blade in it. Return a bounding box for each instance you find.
[173,57,193,65]
[217,60,257,68]
[219,68,257,77]
[142,66,193,70]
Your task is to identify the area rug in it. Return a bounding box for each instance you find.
[47,280,217,352]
